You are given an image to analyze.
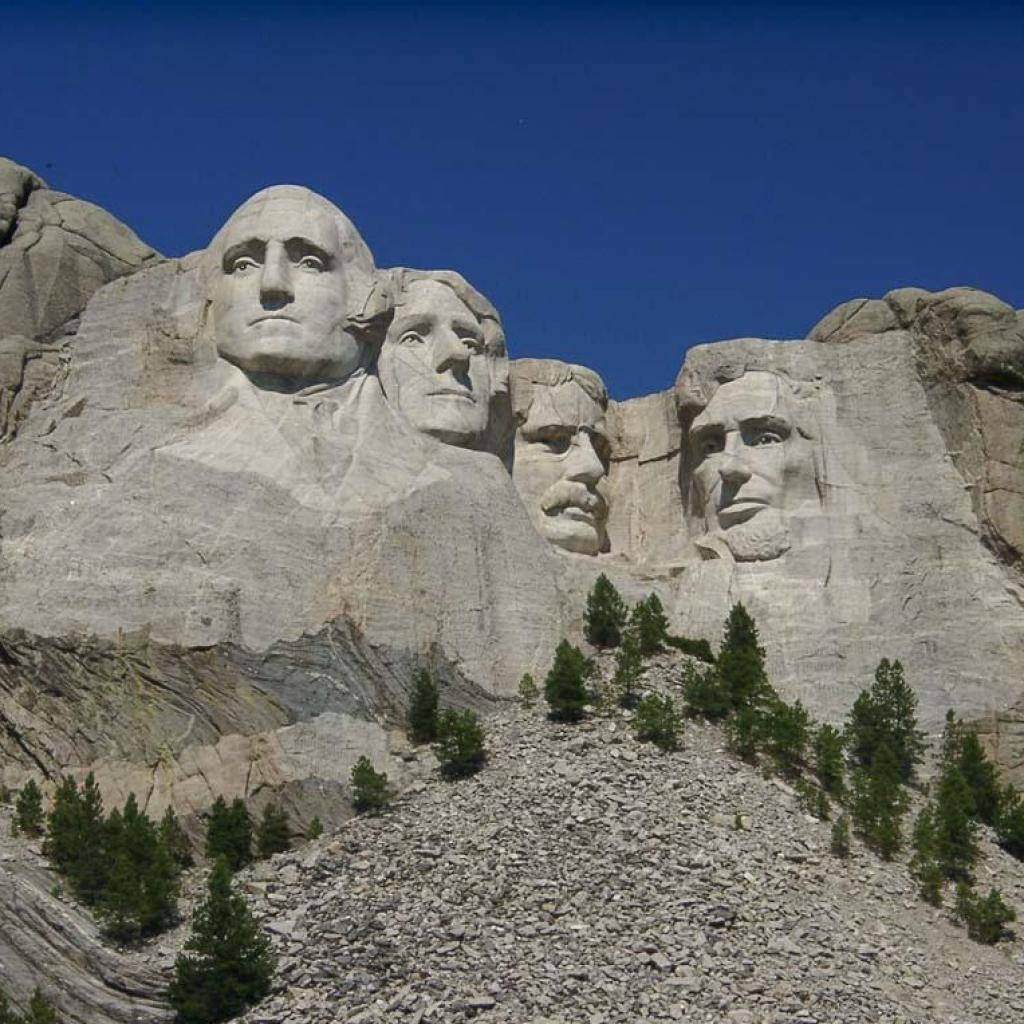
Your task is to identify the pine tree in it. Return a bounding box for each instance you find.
[830,814,851,859]
[14,780,44,837]
[406,669,439,744]
[996,784,1024,859]
[159,807,194,870]
[435,708,487,779]
[306,817,324,840]
[633,693,682,752]
[629,594,669,655]
[933,765,980,883]
[583,573,627,648]
[255,803,290,859]
[543,640,593,722]
[718,603,772,712]
[955,883,1016,944]
[813,724,846,798]
[517,673,539,709]
[168,857,276,1023]
[73,773,108,906]
[43,775,82,877]
[942,712,1001,828]
[845,659,925,784]
[909,804,944,906]
[613,629,643,709]
[850,741,907,860]
[350,757,394,814]
[762,697,811,778]
[680,662,730,720]
[205,797,252,873]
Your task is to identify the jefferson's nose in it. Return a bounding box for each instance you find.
[259,242,294,304]
[566,432,605,484]
[433,327,471,374]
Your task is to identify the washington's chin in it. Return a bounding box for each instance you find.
[217,334,359,382]
[540,510,606,556]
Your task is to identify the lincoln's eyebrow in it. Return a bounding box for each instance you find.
[740,413,791,434]
[689,418,724,440]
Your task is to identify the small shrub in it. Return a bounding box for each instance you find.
[680,662,730,720]
[436,708,487,779]
[350,756,393,814]
[517,673,539,709]
[543,640,593,722]
[14,779,44,837]
[955,883,1016,944]
[407,669,440,744]
[664,634,715,663]
[796,779,831,821]
[159,807,194,870]
[255,802,291,859]
[633,693,682,752]
[830,814,851,859]
[584,573,627,648]
[18,988,59,1024]
[307,816,324,840]
[204,797,253,873]
[613,630,643,709]
[909,804,945,907]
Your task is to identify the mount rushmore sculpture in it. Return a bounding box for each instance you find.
[1,154,1024,829]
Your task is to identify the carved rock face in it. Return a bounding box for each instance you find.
[688,371,818,561]
[208,187,366,384]
[513,376,610,555]
[379,278,492,446]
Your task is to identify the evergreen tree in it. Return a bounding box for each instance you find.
[933,765,980,883]
[43,773,107,905]
[306,817,324,840]
[845,659,925,784]
[205,797,252,873]
[583,573,627,648]
[20,989,58,1024]
[14,780,44,837]
[955,883,1016,945]
[517,673,539,709]
[629,594,669,655]
[680,662,730,720]
[633,693,682,752]
[724,704,762,762]
[941,712,1002,828]
[762,697,811,778]
[168,857,276,1024]
[435,708,487,779]
[543,640,593,722]
[43,775,82,876]
[830,814,851,859]
[850,741,907,860]
[255,802,291,859]
[909,804,945,906]
[613,629,643,709]
[350,756,394,814]
[718,603,772,712]
[159,807,195,870]
[813,724,846,798]
[996,784,1024,859]
[406,669,440,744]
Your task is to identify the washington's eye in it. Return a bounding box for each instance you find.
[749,431,783,447]
[231,256,259,273]
[398,331,424,346]
[298,255,325,272]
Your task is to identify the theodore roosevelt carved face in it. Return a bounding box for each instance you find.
[511,360,610,556]
[206,186,374,386]
[687,371,819,561]
[378,272,506,449]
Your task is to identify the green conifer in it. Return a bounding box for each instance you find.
[613,629,643,709]
[517,673,539,709]
[159,807,194,869]
[543,640,593,722]
[350,757,394,814]
[629,594,670,655]
[850,741,907,860]
[168,857,276,1023]
[933,765,980,883]
[680,662,730,720]
[813,724,846,798]
[406,669,440,744]
[205,796,253,873]
[255,802,291,859]
[435,708,487,779]
[583,573,627,648]
[909,803,944,906]
[14,779,44,837]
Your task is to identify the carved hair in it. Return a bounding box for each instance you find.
[510,359,608,425]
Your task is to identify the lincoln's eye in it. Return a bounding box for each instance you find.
[750,430,783,447]
[298,255,324,272]
[231,256,259,274]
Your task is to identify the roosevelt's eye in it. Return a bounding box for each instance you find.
[749,430,784,447]
[298,254,325,272]
[536,433,571,455]
[231,256,259,274]
[698,436,723,458]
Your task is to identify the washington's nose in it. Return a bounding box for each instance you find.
[434,327,471,374]
[566,432,605,484]
[259,243,294,305]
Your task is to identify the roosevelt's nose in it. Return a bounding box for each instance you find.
[433,326,471,374]
[566,432,605,484]
[259,242,294,305]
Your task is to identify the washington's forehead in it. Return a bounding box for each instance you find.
[218,197,341,249]
[524,381,606,433]
[692,373,789,429]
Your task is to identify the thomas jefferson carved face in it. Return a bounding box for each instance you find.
[378,279,493,446]
[513,371,610,556]
[688,371,818,561]
[209,188,366,384]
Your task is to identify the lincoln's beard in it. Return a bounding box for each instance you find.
[719,507,791,562]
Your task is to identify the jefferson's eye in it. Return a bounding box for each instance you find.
[749,431,783,447]
[231,256,259,273]
[460,335,485,353]
[298,255,325,272]
[398,331,424,345]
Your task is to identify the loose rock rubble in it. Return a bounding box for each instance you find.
[227,655,1024,1024]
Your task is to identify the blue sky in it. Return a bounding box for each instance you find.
[6,2,1024,398]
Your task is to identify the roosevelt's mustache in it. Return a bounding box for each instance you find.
[541,481,608,519]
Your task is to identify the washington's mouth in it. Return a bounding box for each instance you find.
[249,314,300,326]
[718,499,769,527]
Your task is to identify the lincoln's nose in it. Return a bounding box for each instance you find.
[259,243,295,306]
[719,452,752,485]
